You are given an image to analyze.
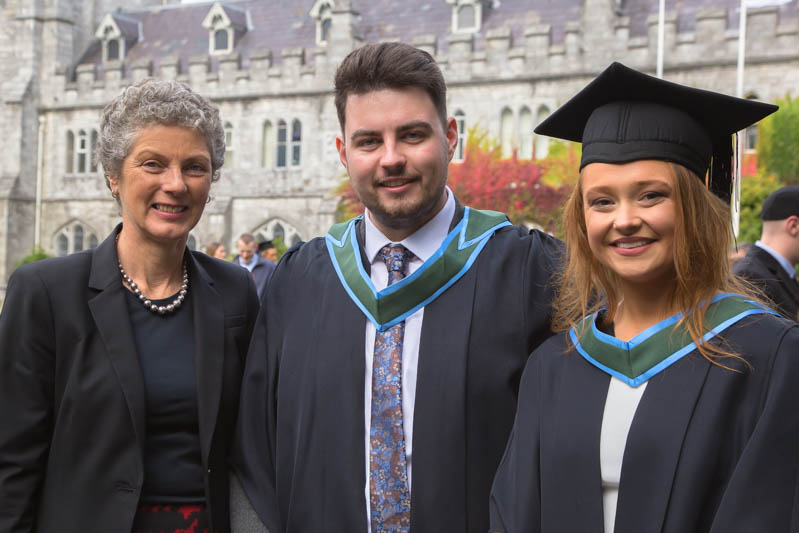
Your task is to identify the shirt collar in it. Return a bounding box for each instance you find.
[364,186,456,264]
[241,254,259,271]
[755,240,796,278]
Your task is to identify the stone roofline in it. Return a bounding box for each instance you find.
[42,5,798,107]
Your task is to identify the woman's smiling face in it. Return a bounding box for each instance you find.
[109,125,212,247]
[581,159,677,290]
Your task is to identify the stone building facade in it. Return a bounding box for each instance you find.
[1,0,797,299]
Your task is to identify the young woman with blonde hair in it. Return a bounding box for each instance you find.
[489,63,799,533]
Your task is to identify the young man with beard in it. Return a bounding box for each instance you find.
[232,42,562,533]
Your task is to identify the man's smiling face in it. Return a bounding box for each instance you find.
[336,87,457,241]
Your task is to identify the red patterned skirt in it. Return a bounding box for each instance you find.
[132,503,210,533]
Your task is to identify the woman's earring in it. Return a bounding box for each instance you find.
[206,196,212,204]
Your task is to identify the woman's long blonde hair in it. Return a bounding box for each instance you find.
[552,162,765,368]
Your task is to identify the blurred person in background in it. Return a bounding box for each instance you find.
[0,79,259,533]
[232,233,275,301]
[258,240,278,263]
[205,241,228,260]
[733,186,799,320]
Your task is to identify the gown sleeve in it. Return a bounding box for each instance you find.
[708,323,799,532]
[0,267,56,532]
[489,349,544,533]
[231,249,300,533]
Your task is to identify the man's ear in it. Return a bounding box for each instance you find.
[788,216,799,236]
[444,117,458,162]
[336,135,348,170]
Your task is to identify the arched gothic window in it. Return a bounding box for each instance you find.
[54,221,99,256]
[276,120,288,168]
[262,121,275,168]
[76,129,89,173]
[291,120,302,166]
[57,234,68,257]
[73,225,84,252]
[253,219,303,249]
[66,129,99,175]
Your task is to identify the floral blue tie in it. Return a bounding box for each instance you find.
[370,244,414,532]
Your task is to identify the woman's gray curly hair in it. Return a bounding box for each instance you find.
[97,78,225,193]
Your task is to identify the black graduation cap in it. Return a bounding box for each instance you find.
[760,185,799,220]
[535,62,778,201]
[258,240,275,252]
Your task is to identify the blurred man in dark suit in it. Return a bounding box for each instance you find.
[734,186,799,320]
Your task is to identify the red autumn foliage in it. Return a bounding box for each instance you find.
[448,132,570,232]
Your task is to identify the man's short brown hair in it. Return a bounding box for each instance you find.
[238,233,256,245]
[334,42,448,132]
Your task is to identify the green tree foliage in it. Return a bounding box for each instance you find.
[738,171,784,244]
[14,247,51,269]
[758,95,799,185]
[538,139,582,188]
[271,236,289,260]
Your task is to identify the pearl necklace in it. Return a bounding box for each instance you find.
[119,261,189,315]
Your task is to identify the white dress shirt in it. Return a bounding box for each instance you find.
[362,188,456,530]
[600,377,647,533]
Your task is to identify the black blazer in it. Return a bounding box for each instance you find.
[0,227,260,533]
[733,245,799,320]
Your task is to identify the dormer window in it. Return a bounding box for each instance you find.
[457,5,476,31]
[95,13,140,63]
[202,3,249,56]
[106,38,120,61]
[102,25,122,61]
[446,0,487,34]
[309,0,334,46]
[214,28,230,52]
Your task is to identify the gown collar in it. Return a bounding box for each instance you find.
[569,293,778,387]
[326,206,510,331]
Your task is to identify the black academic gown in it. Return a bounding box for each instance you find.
[233,206,563,533]
[733,245,799,320]
[489,314,799,533]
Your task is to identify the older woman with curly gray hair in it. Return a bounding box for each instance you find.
[0,79,259,533]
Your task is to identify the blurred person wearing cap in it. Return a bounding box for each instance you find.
[489,63,799,533]
[733,186,799,320]
[258,240,279,263]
